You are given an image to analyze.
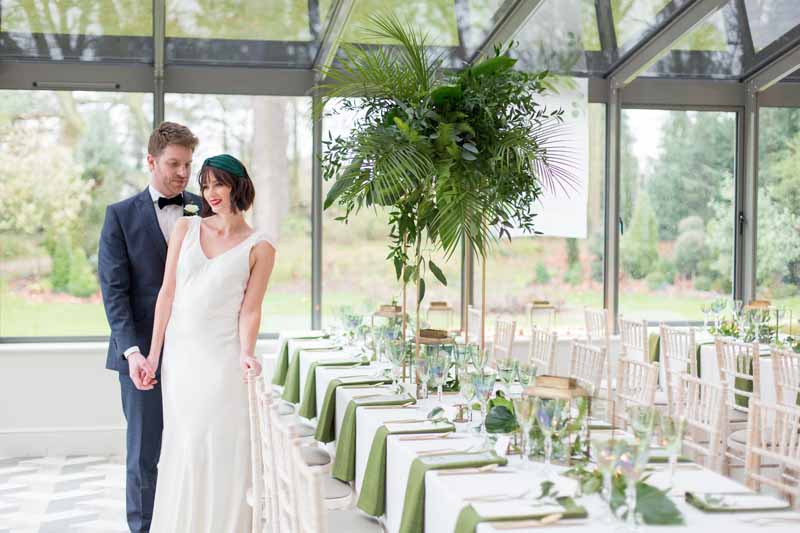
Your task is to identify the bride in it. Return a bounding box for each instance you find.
[143,154,276,532]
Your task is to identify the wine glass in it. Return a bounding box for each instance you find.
[616,441,651,531]
[517,362,537,389]
[428,350,449,404]
[628,405,657,447]
[534,397,568,474]
[658,414,686,487]
[700,303,711,331]
[592,439,622,524]
[385,338,407,393]
[496,358,518,397]
[470,344,490,372]
[512,396,536,469]
[414,354,431,405]
[471,369,497,440]
[459,377,477,423]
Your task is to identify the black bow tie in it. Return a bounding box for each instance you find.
[158,195,184,209]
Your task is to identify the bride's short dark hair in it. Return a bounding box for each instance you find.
[198,164,255,216]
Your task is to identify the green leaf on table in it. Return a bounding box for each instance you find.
[417,278,426,304]
[610,477,684,525]
[485,405,518,434]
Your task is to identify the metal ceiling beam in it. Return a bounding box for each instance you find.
[745,41,800,93]
[607,0,728,87]
[468,0,547,64]
[312,0,357,80]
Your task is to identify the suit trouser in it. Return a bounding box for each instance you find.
[119,373,163,533]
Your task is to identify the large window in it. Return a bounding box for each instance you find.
[619,109,736,323]
[0,90,152,336]
[756,107,800,322]
[165,94,312,331]
[479,100,605,336]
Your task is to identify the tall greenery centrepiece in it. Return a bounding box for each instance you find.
[317,15,575,345]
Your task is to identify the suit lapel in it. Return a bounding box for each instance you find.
[137,188,168,264]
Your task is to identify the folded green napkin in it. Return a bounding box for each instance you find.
[297,359,369,419]
[357,421,456,516]
[398,451,508,533]
[648,454,692,464]
[313,376,392,443]
[280,345,342,403]
[685,491,792,513]
[271,333,327,386]
[454,497,588,533]
[332,393,416,482]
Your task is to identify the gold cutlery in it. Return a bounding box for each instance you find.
[398,433,455,441]
[363,401,415,409]
[415,448,459,456]
[488,514,568,529]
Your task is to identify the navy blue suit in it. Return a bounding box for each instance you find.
[98,187,201,532]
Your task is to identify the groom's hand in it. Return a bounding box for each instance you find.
[128,351,157,390]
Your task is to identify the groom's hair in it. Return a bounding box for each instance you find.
[148,121,199,157]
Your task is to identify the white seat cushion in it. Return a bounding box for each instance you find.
[728,429,747,447]
[294,422,315,438]
[301,446,331,466]
[328,510,382,532]
[277,402,295,416]
[653,389,668,406]
[323,476,352,500]
[728,408,748,423]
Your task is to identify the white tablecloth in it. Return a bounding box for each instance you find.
[425,460,797,533]
[297,347,361,410]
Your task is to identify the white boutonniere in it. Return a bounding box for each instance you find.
[183,203,200,216]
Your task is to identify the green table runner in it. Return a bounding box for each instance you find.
[332,393,416,482]
[357,421,456,516]
[271,333,327,386]
[454,497,587,533]
[280,345,343,403]
[297,359,369,419]
[313,376,392,443]
[398,451,508,533]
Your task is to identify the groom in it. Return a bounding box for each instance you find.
[98,122,202,532]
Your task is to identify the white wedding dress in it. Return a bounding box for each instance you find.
[151,216,274,532]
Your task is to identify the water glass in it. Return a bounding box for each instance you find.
[658,414,686,486]
[512,396,536,468]
[471,369,497,439]
[535,397,568,473]
[428,350,449,404]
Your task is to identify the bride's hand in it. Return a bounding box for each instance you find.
[240,355,262,382]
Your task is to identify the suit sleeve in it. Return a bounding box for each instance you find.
[98,206,138,360]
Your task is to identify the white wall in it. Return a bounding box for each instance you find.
[0,339,278,458]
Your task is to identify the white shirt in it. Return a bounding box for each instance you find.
[123,185,185,360]
[148,184,184,243]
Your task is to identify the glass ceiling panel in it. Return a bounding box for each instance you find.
[613,0,684,55]
[510,0,605,76]
[333,0,461,46]
[744,0,800,52]
[165,0,319,67]
[0,0,153,62]
[642,4,744,79]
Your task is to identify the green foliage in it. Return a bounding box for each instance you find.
[674,217,706,277]
[621,191,658,279]
[693,275,712,291]
[565,463,684,525]
[565,238,580,267]
[645,271,668,291]
[67,246,99,297]
[535,262,551,284]
[50,237,72,293]
[485,405,518,434]
[564,264,583,286]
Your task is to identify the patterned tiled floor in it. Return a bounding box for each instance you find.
[0,456,128,533]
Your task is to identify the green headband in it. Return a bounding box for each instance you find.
[203,154,245,178]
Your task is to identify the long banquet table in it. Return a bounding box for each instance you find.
[266,334,799,533]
